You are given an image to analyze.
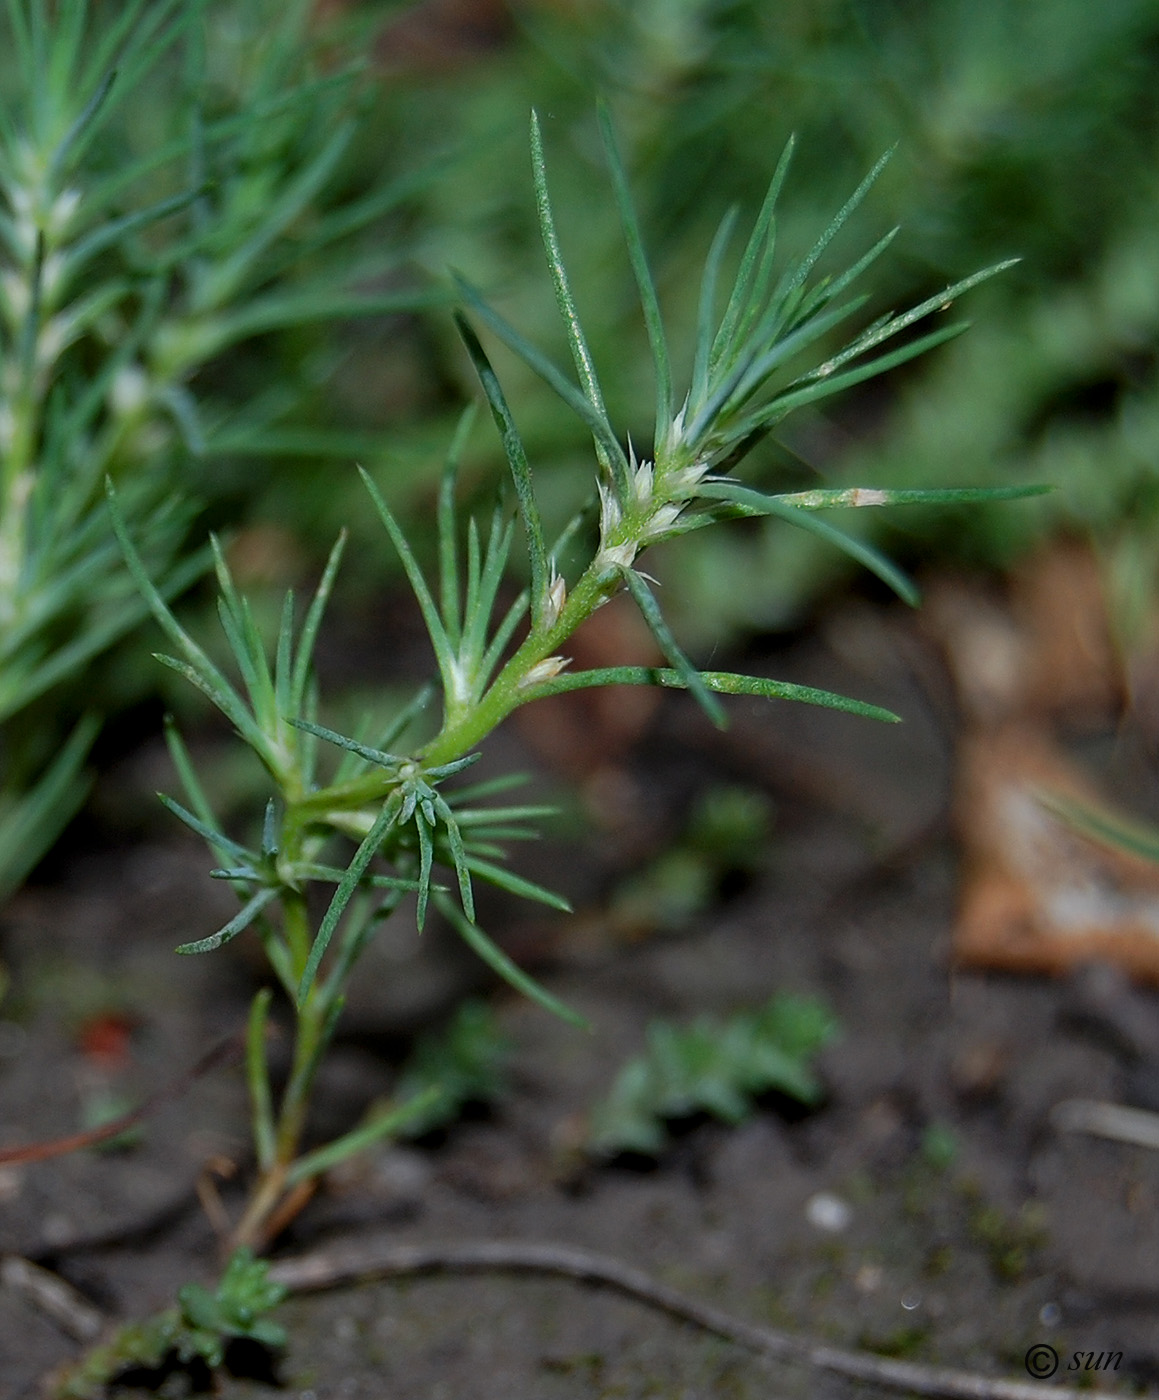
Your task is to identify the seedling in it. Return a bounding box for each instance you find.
[587,993,839,1158]
[62,105,1044,1393]
[109,102,1045,1249]
[53,1248,285,1399]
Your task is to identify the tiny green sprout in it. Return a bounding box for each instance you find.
[587,994,839,1158]
[54,1249,286,1399]
[106,107,1043,1276]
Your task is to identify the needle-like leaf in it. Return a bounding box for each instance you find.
[516,666,900,723]
[453,314,549,628]
[597,100,671,449]
[434,891,588,1029]
[697,481,920,605]
[359,466,460,693]
[455,287,631,497]
[176,887,280,955]
[298,794,402,1005]
[530,110,613,478]
[619,568,727,728]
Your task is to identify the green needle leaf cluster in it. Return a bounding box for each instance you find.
[112,106,1041,1256]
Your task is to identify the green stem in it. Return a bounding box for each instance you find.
[231,459,683,1251]
[281,887,311,983]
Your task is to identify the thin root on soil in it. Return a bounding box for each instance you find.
[268,1236,1110,1400]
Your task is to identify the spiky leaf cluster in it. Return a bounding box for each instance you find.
[453,107,1046,731]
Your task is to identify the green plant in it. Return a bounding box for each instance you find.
[54,1248,286,1399]
[76,110,1042,1391]
[587,993,839,1158]
[0,0,432,899]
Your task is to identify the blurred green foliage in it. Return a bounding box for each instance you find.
[0,0,436,894]
[609,783,773,935]
[394,997,511,1137]
[56,1247,286,1397]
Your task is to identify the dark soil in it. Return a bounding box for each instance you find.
[1,603,1155,1399]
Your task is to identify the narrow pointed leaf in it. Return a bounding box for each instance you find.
[530,112,611,461]
[454,288,631,496]
[432,793,474,921]
[415,811,434,929]
[298,796,401,1004]
[48,68,116,182]
[763,322,968,422]
[619,568,726,727]
[289,716,404,770]
[163,715,220,835]
[770,484,1052,510]
[274,591,295,723]
[423,753,482,781]
[466,856,572,912]
[480,589,530,683]
[358,467,459,687]
[597,100,671,447]
[713,135,794,363]
[107,481,251,731]
[692,206,739,407]
[247,988,276,1170]
[821,260,1020,378]
[515,665,900,722]
[685,295,867,446]
[152,654,265,752]
[774,147,894,305]
[453,313,548,626]
[293,863,425,892]
[697,481,919,605]
[176,887,280,954]
[157,792,255,863]
[434,892,588,1029]
[286,1088,443,1185]
[438,405,477,646]
[261,800,279,860]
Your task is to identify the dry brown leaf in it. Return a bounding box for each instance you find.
[954,724,1159,982]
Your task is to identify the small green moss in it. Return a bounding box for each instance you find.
[862,1324,930,1358]
[967,1199,1048,1282]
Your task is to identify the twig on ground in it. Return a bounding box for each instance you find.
[268,1236,1098,1400]
[1,1255,107,1342]
[0,1032,246,1166]
[1052,1097,1159,1150]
